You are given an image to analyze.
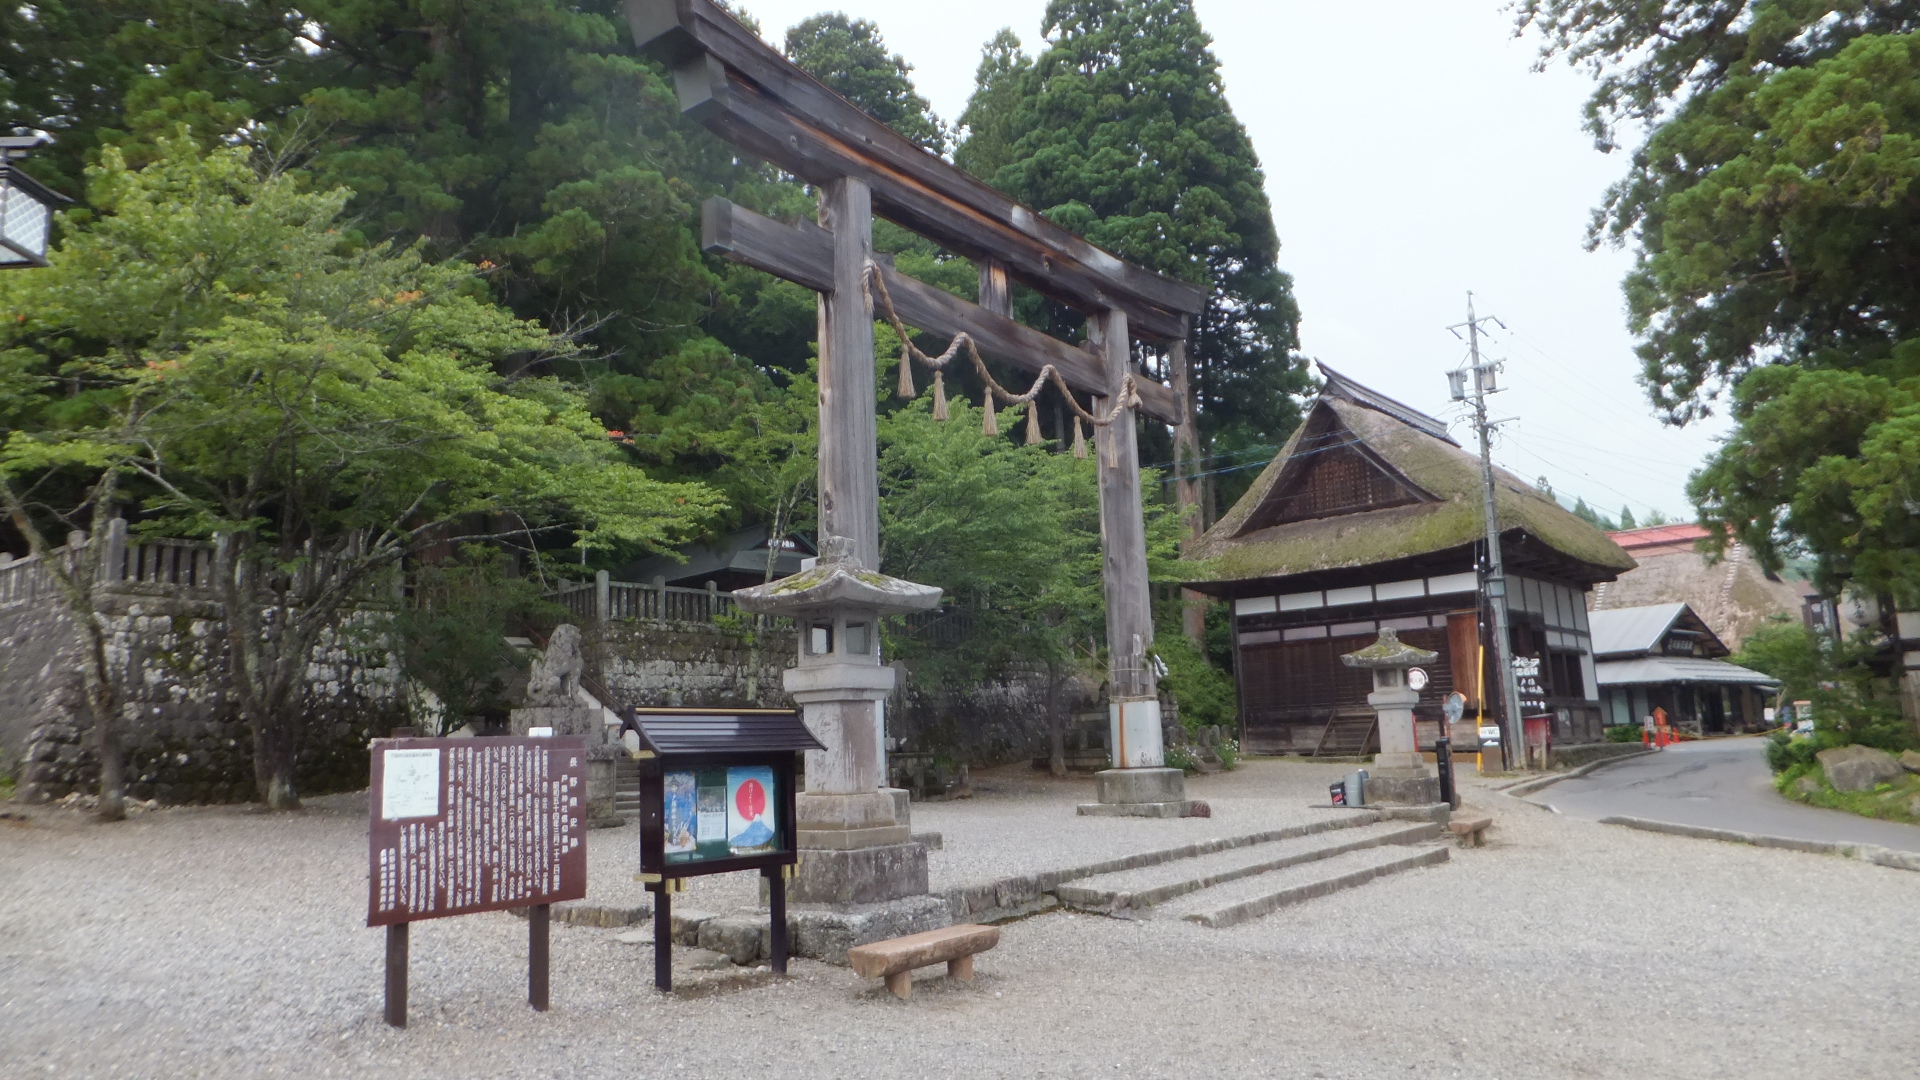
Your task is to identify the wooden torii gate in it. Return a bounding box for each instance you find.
[629,0,1206,781]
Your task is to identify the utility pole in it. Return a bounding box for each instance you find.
[1448,293,1528,771]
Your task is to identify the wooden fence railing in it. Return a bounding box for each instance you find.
[545,571,976,644]
[548,573,741,625]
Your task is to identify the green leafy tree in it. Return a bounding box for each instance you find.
[0,0,305,193]
[875,393,1185,771]
[784,13,947,153]
[1738,615,1912,756]
[954,29,1033,180]
[955,1,1308,514]
[1618,505,1637,530]
[1520,6,1920,602]
[0,140,718,809]
[396,546,564,733]
[3,0,817,499]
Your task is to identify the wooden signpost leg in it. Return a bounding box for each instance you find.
[529,903,550,1012]
[652,885,673,993]
[384,922,409,1028]
[766,867,789,975]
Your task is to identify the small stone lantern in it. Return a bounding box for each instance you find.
[1340,627,1442,806]
[733,536,942,904]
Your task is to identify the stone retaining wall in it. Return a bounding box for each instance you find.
[584,619,1071,769]
[2,590,405,804]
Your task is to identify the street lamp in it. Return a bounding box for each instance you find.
[0,136,71,269]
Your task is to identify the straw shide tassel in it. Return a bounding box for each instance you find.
[982,391,999,436]
[932,371,948,420]
[1025,402,1043,446]
[896,349,916,399]
[1105,427,1121,469]
[1072,415,1088,459]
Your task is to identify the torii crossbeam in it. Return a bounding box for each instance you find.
[630,0,1204,851]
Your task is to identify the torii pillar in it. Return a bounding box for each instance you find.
[1076,310,1191,817]
[973,261,1188,815]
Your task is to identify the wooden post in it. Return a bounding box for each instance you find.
[652,884,672,993]
[978,258,1010,318]
[384,922,409,1028]
[1092,309,1156,707]
[765,866,789,975]
[1170,327,1208,645]
[528,903,550,1011]
[818,176,880,571]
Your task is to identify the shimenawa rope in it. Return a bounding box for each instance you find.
[863,261,1142,465]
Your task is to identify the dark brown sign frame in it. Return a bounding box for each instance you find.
[366,735,589,1025]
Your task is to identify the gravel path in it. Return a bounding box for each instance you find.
[4,761,1917,1079]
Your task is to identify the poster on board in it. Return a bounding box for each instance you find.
[727,765,777,855]
[663,771,697,854]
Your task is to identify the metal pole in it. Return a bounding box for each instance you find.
[1464,293,1528,771]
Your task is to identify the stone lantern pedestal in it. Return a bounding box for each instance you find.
[734,539,943,907]
[1340,628,1442,806]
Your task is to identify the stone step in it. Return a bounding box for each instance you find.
[1055,820,1440,918]
[1159,843,1450,929]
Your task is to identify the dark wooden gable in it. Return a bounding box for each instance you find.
[1238,407,1428,533]
[1658,606,1731,659]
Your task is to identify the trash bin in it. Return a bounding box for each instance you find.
[1344,769,1368,807]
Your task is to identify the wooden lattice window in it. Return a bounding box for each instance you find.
[1247,443,1419,529]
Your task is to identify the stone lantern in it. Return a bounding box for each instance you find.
[1340,627,1442,805]
[733,536,942,905]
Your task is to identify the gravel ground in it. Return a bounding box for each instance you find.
[4,760,1918,1079]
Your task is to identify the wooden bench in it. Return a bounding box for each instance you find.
[847,924,1000,999]
[1448,816,1493,848]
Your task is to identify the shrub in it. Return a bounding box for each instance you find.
[1164,745,1200,774]
[1153,632,1236,735]
[1766,730,1833,774]
[1216,738,1241,770]
[1604,724,1643,743]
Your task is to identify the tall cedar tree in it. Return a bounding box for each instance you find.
[956,0,1306,516]
[785,14,948,154]
[1,0,822,502]
[1519,4,1920,602]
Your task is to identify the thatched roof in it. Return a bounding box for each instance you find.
[1591,530,1806,652]
[1185,391,1635,587]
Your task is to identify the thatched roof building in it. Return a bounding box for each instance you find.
[1591,525,1808,652]
[1182,366,1635,755]
[1188,366,1634,587]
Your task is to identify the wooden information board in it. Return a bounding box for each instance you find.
[365,735,589,1026]
[367,736,589,926]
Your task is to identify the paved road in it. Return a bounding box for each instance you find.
[1531,736,1920,853]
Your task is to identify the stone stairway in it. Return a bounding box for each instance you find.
[615,757,641,817]
[1056,815,1447,927]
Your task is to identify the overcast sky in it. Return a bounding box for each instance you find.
[737,0,1726,521]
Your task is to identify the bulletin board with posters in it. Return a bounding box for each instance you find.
[626,708,822,991]
[632,709,819,881]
